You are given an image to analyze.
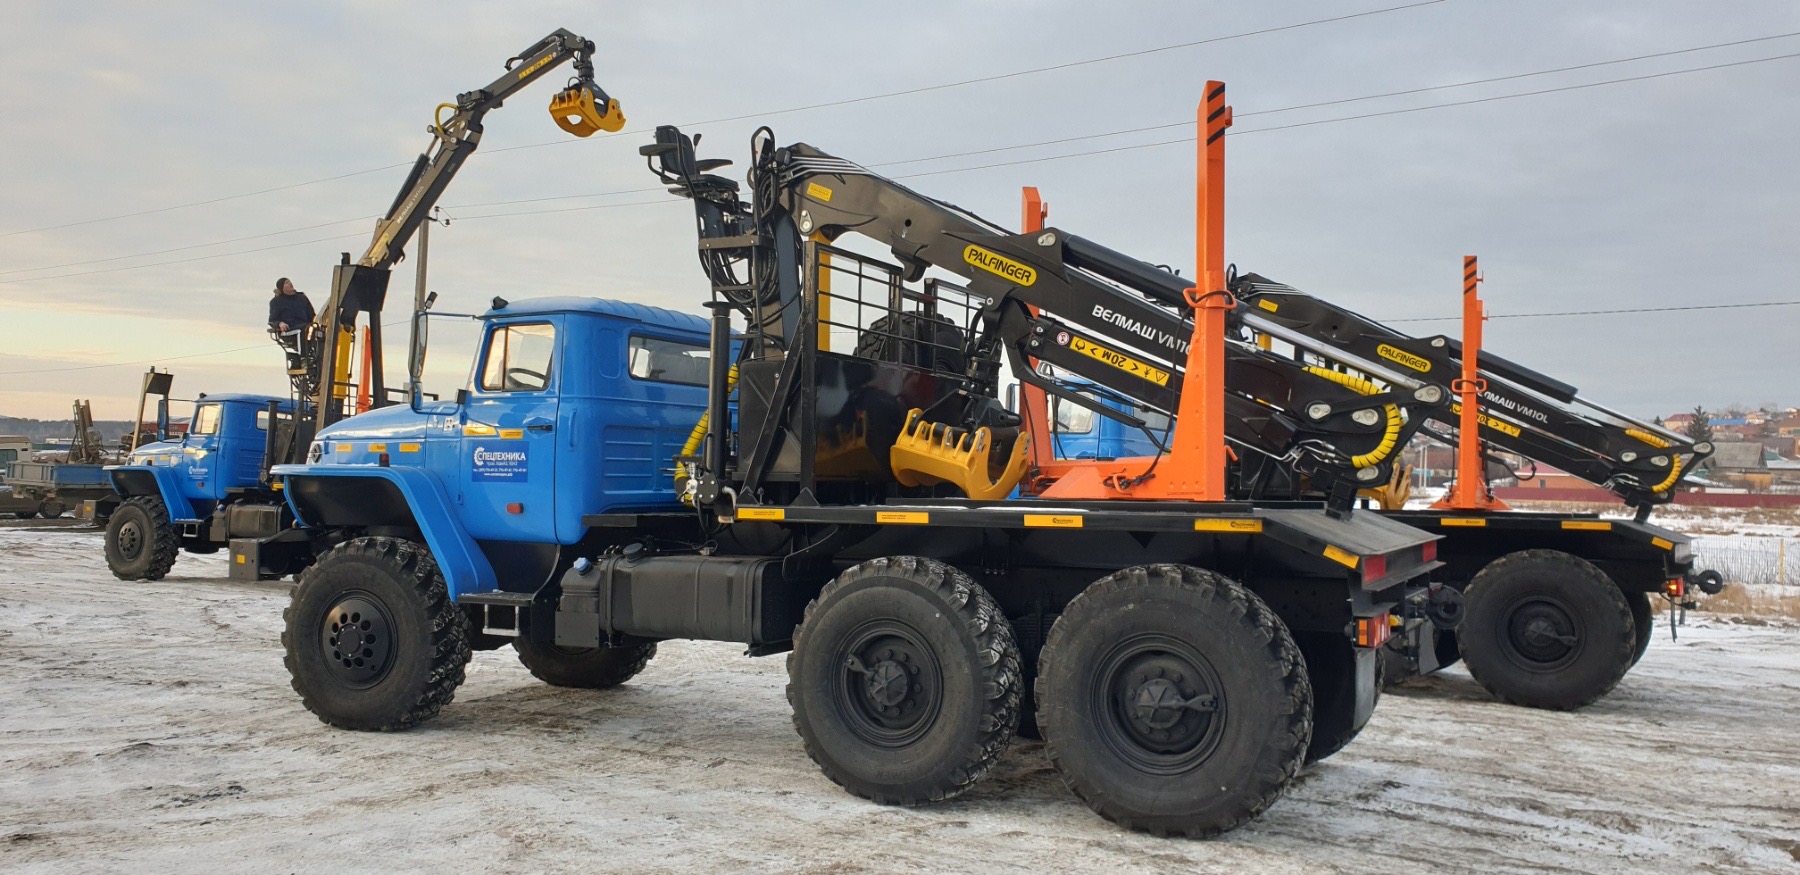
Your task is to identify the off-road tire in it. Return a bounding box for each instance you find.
[1037,565,1311,837]
[1459,549,1634,710]
[1626,590,1654,667]
[514,637,657,689]
[104,495,179,581]
[282,537,470,731]
[787,556,1021,805]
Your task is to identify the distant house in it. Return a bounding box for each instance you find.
[1663,412,1696,426]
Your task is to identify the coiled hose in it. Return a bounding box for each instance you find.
[675,364,739,499]
[1624,428,1683,494]
[1302,366,1402,469]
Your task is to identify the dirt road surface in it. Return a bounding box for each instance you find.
[2,525,1797,874]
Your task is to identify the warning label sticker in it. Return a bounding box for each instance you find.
[1066,335,1171,387]
[471,444,529,481]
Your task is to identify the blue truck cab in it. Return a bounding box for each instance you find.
[274,297,712,598]
[110,393,290,520]
[103,393,299,580]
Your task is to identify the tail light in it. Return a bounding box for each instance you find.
[1421,540,1437,563]
[1355,614,1392,648]
[1665,578,1685,598]
[1361,553,1387,580]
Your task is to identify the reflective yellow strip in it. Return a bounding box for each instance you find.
[1194,518,1263,533]
[1561,520,1611,531]
[1651,537,1674,551]
[398,443,421,453]
[368,443,387,452]
[737,508,785,521]
[1257,299,1279,312]
[806,182,833,202]
[1323,545,1360,569]
[463,424,497,436]
[1024,514,1083,528]
[877,511,929,525]
[1067,336,1170,386]
[1440,518,1487,527]
[334,443,352,453]
[499,428,525,440]
[235,554,245,564]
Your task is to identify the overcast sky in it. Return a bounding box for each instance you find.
[2,0,1796,422]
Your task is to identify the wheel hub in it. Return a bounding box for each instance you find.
[837,626,942,748]
[1093,639,1227,772]
[864,659,910,707]
[1507,600,1580,665]
[116,521,142,559]
[319,595,395,687]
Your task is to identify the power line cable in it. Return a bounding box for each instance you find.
[0,216,381,276]
[0,1,1446,239]
[7,47,1793,286]
[886,49,1800,180]
[872,31,1800,170]
[1384,299,1800,323]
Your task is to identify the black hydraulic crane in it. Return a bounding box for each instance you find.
[643,126,1453,512]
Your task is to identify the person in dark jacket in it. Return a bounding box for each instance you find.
[268,277,315,334]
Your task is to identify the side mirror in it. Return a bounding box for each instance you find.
[408,309,430,385]
[155,398,170,442]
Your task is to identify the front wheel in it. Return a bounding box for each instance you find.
[104,495,179,580]
[1459,550,1634,710]
[282,537,470,731]
[1037,565,1311,837]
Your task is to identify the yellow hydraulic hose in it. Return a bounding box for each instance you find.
[676,364,739,498]
[1303,366,1402,469]
[1625,428,1683,494]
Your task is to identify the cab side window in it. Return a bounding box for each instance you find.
[478,323,556,392]
[628,336,709,386]
[192,404,223,436]
[0,449,16,464]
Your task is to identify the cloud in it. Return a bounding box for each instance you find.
[1,0,1796,421]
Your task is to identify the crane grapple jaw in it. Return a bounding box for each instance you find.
[549,84,625,137]
[890,409,1031,501]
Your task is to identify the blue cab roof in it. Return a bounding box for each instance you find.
[195,392,293,409]
[483,297,708,336]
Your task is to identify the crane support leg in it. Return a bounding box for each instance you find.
[1432,256,1508,511]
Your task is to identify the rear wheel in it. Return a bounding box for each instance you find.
[787,556,1021,805]
[37,500,67,519]
[1459,550,1634,710]
[282,537,470,730]
[1626,590,1654,667]
[1037,565,1311,837]
[104,495,179,580]
[514,637,657,689]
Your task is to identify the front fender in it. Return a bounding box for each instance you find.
[272,464,498,599]
[106,465,200,522]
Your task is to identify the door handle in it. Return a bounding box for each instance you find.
[524,418,555,433]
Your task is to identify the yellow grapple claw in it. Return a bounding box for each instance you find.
[548,86,625,137]
[889,408,1030,501]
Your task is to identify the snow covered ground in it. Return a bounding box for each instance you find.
[2,524,1797,874]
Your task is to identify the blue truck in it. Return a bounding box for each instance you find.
[102,392,306,580]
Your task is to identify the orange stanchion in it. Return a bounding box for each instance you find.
[1431,256,1508,511]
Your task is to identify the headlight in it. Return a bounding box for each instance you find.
[306,442,325,463]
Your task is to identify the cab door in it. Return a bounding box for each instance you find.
[459,320,560,541]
